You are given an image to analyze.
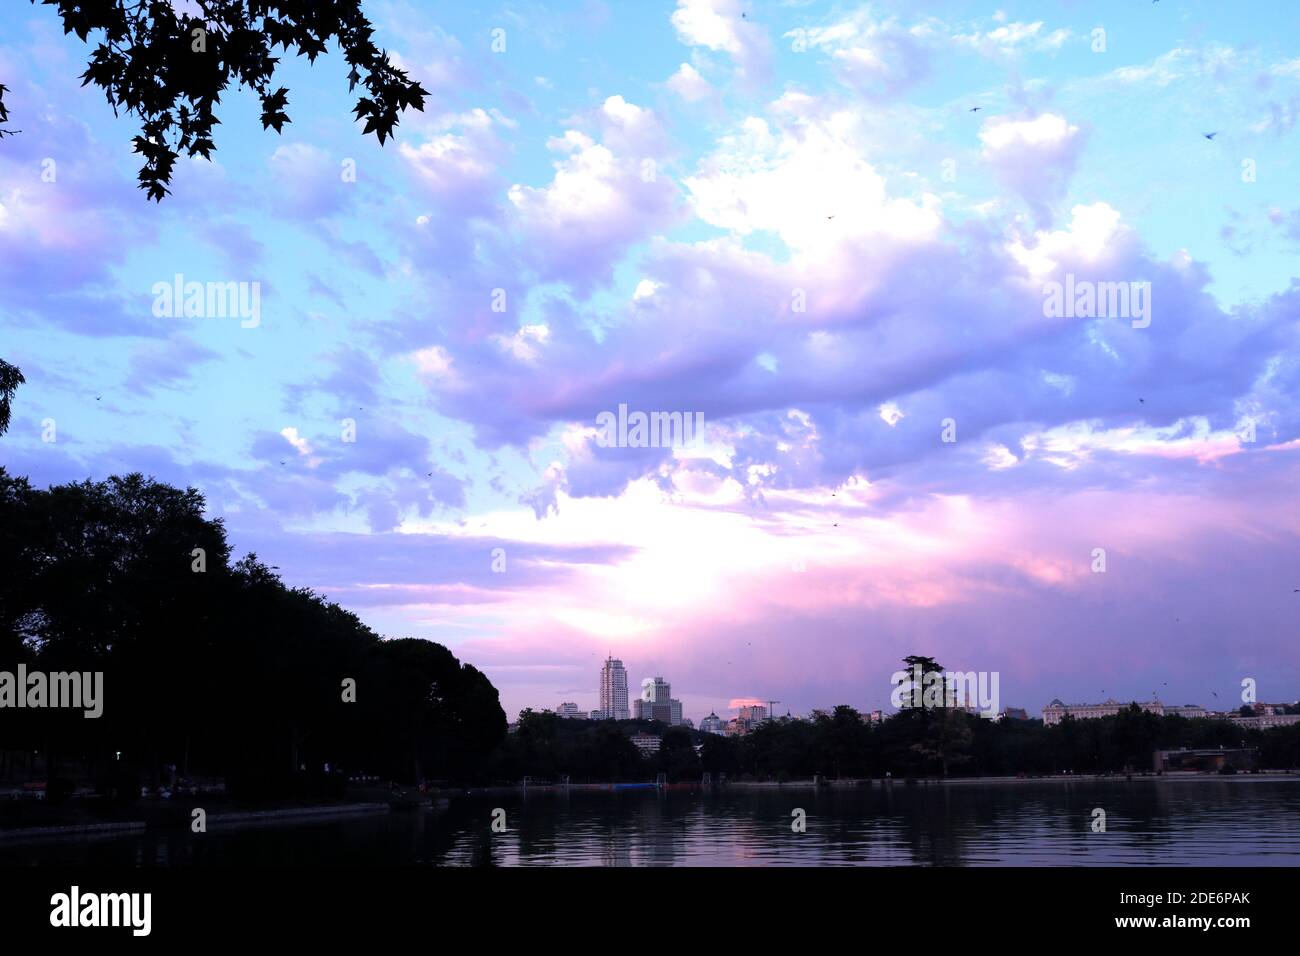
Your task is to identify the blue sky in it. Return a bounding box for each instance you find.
[2,0,1299,723]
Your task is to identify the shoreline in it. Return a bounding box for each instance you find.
[448,770,1300,794]
[0,801,389,844]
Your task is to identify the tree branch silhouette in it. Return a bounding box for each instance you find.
[16,0,428,200]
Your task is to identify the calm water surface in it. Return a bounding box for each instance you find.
[3,779,1298,866]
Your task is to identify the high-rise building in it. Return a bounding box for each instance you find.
[632,675,684,725]
[642,677,673,703]
[600,656,630,721]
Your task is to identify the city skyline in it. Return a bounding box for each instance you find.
[537,661,1299,728]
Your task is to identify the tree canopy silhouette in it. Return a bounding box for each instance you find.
[0,468,506,796]
[6,0,429,199]
[0,360,22,435]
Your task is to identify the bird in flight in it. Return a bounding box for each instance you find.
[1139,398,1145,404]
[1203,132,1217,140]
[969,106,982,112]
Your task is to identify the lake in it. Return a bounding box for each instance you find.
[3,778,1299,866]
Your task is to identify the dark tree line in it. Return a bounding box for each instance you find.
[494,703,1300,785]
[0,468,506,801]
[488,712,704,784]
[701,704,1300,780]
[2,464,1295,798]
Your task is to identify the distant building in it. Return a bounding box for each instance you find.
[867,710,884,724]
[556,702,585,719]
[1153,748,1256,773]
[699,712,725,735]
[1227,713,1300,731]
[1042,699,1205,725]
[724,706,769,735]
[997,708,1029,721]
[630,733,661,756]
[642,677,671,703]
[600,657,630,721]
[1245,702,1296,717]
[632,676,684,725]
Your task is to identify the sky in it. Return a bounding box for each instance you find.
[2,0,1299,725]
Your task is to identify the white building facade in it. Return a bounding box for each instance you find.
[600,657,630,721]
[1042,699,1209,725]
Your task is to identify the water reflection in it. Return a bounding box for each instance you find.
[1,779,1297,867]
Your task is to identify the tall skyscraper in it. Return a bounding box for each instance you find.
[632,675,684,725]
[600,656,630,721]
[641,676,672,704]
